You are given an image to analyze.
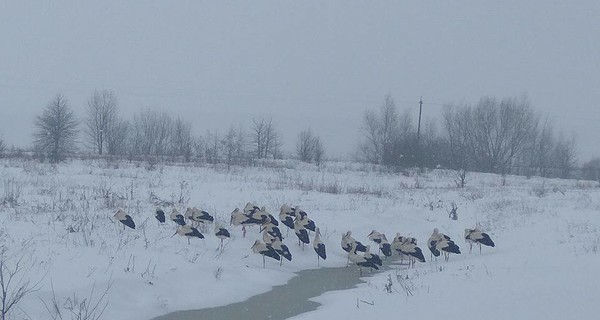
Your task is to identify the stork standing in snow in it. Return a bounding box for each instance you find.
[341,231,367,266]
[264,235,292,266]
[244,202,261,214]
[170,208,186,226]
[428,228,460,262]
[251,240,281,268]
[172,225,204,244]
[348,242,379,276]
[215,227,231,251]
[363,245,383,268]
[155,208,166,226]
[261,220,284,242]
[279,204,296,235]
[190,207,215,225]
[379,234,392,258]
[114,209,135,230]
[368,230,392,258]
[465,228,495,253]
[294,208,315,232]
[231,208,262,237]
[293,218,310,249]
[313,228,326,266]
[392,234,425,266]
[341,231,367,253]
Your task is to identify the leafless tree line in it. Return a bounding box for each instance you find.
[21,90,587,179]
[30,91,295,167]
[357,94,579,179]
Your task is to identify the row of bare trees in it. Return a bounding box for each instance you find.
[357,94,579,179]
[31,91,323,166]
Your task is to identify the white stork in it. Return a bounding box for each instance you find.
[392,234,425,266]
[293,218,310,249]
[215,227,231,251]
[428,228,461,261]
[264,236,292,265]
[348,242,379,276]
[363,245,383,268]
[170,208,186,226]
[313,227,326,266]
[172,225,204,244]
[465,228,495,253]
[114,209,135,230]
[251,240,281,268]
[190,207,215,225]
[368,230,392,257]
[279,204,296,234]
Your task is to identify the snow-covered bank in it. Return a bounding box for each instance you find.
[0,159,598,319]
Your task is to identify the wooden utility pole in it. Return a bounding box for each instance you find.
[416,97,423,167]
[417,96,423,141]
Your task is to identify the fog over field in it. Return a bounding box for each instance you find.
[1,2,600,320]
[1,1,600,159]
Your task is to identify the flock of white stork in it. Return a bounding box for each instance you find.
[113,203,495,273]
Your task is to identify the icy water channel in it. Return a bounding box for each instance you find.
[152,264,379,320]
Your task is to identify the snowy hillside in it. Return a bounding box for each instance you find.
[0,159,599,319]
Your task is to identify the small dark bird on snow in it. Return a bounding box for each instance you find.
[215,227,231,251]
[155,208,166,224]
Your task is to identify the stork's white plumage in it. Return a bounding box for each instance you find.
[348,242,379,275]
[313,227,326,266]
[170,208,185,226]
[172,225,204,244]
[465,228,495,253]
[114,209,135,230]
[428,228,461,261]
[251,240,280,268]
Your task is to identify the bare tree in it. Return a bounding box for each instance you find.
[443,96,535,173]
[296,129,315,162]
[204,130,220,165]
[33,94,79,163]
[443,104,472,171]
[84,90,117,155]
[357,94,416,166]
[581,157,600,182]
[105,118,129,156]
[0,245,44,320]
[130,110,173,156]
[358,95,399,164]
[222,127,237,169]
[0,136,5,158]
[553,132,577,179]
[170,118,193,161]
[296,129,325,165]
[532,117,554,177]
[312,135,324,166]
[251,117,282,160]
[234,126,249,166]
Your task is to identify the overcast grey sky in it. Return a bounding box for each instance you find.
[1,1,600,160]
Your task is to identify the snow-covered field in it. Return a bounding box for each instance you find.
[1,158,599,319]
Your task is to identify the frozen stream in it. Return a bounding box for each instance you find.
[152,264,376,320]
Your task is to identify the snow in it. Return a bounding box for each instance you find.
[1,158,599,319]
